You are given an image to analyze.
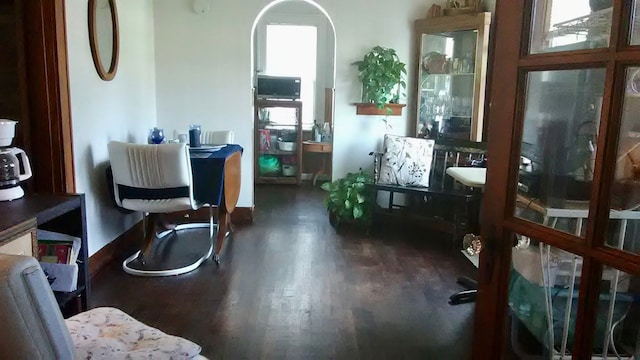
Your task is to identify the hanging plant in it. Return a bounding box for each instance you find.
[353,45,407,110]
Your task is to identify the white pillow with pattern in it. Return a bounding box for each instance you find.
[378,135,435,187]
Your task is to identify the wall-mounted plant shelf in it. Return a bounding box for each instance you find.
[355,103,406,116]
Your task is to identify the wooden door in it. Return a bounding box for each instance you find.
[475,0,640,358]
[0,0,75,194]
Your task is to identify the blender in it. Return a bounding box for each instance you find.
[0,119,32,201]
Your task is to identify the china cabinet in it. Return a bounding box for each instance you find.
[414,12,491,141]
[254,98,303,185]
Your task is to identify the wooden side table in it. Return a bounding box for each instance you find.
[302,141,332,185]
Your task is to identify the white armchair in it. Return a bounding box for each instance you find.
[0,254,206,359]
[108,141,217,277]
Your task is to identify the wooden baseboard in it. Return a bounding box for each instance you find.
[161,206,254,225]
[89,206,254,278]
[89,221,144,278]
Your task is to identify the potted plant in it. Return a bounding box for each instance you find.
[320,169,375,231]
[353,45,407,115]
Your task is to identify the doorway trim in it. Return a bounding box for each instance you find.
[17,0,75,193]
[249,0,337,198]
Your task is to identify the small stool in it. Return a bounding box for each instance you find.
[303,141,332,185]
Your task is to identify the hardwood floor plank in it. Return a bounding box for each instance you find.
[91,184,477,359]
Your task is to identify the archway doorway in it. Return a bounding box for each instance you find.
[251,0,336,194]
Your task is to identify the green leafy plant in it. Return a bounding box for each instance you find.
[320,169,375,228]
[353,45,407,109]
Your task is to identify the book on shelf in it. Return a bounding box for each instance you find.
[38,240,74,264]
[36,229,81,292]
[36,229,81,265]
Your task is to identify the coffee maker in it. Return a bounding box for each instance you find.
[0,119,32,201]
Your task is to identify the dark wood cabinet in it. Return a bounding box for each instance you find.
[0,194,90,317]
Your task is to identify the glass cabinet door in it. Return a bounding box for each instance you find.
[415,13,491,142]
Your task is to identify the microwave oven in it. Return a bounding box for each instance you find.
[256,75,301,100]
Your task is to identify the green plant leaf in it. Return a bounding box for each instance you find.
[320,182,331,191]
[354,46,407,108]
[344,199,352,209]
[353,205,363,219]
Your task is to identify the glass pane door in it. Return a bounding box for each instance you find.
[605,66,640,255]
[629,1,640,45]
[473,0,640,357]
[515,68,605,237]
[509,233,583,358]
[530,0,612,54]
[592,268,639,358]
[510,250,640,358]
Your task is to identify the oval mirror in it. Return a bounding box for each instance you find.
[88,0,119,81]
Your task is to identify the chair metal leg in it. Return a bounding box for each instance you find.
[139,213,158,263]
[122,212,216,277]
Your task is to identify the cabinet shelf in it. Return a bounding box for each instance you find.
[0,194,89,318]
[259,149,297,156]
[355,103,406,116]
[256,176,299,185]
[54,285,86,308]
[258,122,298,127]
[255,98,303,185]
[427,73,475,77]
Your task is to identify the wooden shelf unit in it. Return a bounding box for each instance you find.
[255,98,303,185]
[0,194,90,318]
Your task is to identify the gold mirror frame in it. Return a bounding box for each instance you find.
[88,0,119,81]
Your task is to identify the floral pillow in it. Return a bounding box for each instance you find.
[65,307,202,360]
[378,135,435,187]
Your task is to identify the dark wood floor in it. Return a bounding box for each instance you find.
[91,184,477,359]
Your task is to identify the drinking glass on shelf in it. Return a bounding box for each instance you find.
[462,97,472,117]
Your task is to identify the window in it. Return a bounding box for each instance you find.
[265,24,317,129]
[530,0,611,53]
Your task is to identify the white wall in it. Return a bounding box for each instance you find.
[66,0,157,255]
[153,0,436,208]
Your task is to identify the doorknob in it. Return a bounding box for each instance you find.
[462,233,483,256]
